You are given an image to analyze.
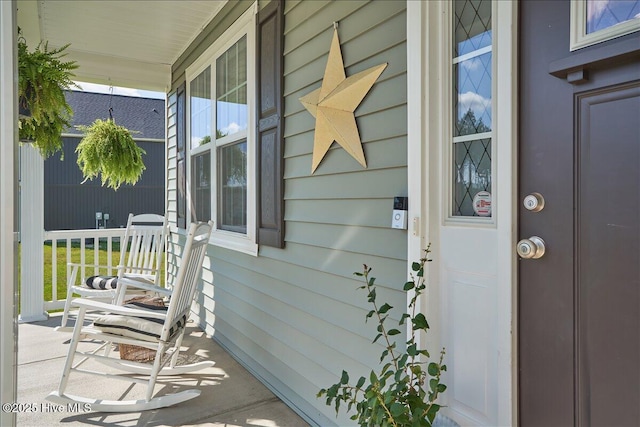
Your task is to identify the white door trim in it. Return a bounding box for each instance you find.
[406,1,518,425]
[0,1,18,424]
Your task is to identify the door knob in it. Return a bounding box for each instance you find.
[516,236,546,259]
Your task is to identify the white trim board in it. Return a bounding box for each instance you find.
[406,1,517,425]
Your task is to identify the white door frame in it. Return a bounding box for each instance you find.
[407,1,518,425]
[1,0,18,425]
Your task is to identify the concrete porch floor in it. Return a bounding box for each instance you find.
[17,313,310,427]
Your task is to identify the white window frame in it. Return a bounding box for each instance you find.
[571,0,640,50]
[443,0,496,226]
[186,3,258,256]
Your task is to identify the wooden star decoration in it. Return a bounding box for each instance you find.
[299,27,387,173]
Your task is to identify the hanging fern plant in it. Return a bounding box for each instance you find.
[18,32,79,157]
[75,118,146,190]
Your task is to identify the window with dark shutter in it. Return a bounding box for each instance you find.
[256,0,284,248]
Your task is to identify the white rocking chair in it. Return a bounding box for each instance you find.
[59,213,168,330]
[47,221,214,412]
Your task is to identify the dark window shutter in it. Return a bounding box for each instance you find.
[256,0,284,248]
[176,83,187,229]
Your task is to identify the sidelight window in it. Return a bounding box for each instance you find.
[452,0,493,218]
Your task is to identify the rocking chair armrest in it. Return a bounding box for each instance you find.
[118,276,171,296]
[72,299,167,320]
[115,265,159,273]
[67,262,114,270]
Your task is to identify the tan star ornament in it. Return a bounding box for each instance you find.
[299,27,387,173]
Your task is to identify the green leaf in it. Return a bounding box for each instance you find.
[428,362,440,376]
[399,313,410,325]
[387,328,401,336]
[368,287,376,303]
[340,370,349,385]
[373,333,383,344]
[379,303,393,314]
[407,343,418,356]
[356,376,366,389]
[412,262,421,271]
[403,281,415,291]
[412,313,430,330]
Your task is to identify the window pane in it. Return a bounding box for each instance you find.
[454,0,492,57]
[216,36,248,138]
[191,152,211,221]
[453,138,492,216]
[190,67,212,148]
[454,52,492,137]
[218,141,247,233]
[587,0,640,34]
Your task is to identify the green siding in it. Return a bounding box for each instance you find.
[167,1,408,425]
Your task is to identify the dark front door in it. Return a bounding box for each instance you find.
[519,1,640,426]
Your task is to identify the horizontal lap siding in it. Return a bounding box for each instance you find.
[169,1,408,425]
[278,2,407,424]
[165,90,181,287]
[166,91,177,228]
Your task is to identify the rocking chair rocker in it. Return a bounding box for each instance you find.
[47,221,214,412]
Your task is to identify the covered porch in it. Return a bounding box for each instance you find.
[18,313,307,426]
[7,0,311,424]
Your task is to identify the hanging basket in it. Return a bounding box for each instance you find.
[75,118,146,190]
[18,96,31,119]
[18,35,78,158]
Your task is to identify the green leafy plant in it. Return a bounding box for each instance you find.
[18,32,79,158]
[319,246,446,427]
[75,118,146,190]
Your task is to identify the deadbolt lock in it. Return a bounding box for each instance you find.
[516,236,546,259]
[523,192,545,212]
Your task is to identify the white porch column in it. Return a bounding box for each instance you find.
[18,144,47,322]
[0,0,18,424]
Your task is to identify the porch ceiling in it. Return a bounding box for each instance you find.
[16,0,226,92]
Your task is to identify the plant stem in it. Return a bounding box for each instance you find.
[363,268,399,371]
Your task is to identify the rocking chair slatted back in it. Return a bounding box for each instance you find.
[161,221,211,342]
[59,213,168,329]
[120,213,168,285]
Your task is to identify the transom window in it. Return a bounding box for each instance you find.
[186,6,257,255]
[571,0,640,50]
[587,0,640,33]
[452,0,493,218]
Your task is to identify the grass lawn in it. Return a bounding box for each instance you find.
[43,240,123,304]
[18,240,166,314]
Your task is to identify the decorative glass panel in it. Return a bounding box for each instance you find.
[218,141,247,233]
[454,0,492,57]
[454,52,492,137]
[452,0,492,218]
[216,36,248,138]
[586,0,640,34]
[191,151,211,222]
[453,139,491,216]
[190,67,211,148]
